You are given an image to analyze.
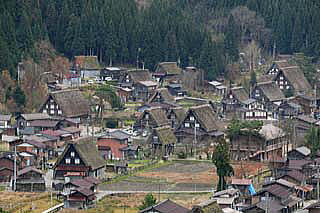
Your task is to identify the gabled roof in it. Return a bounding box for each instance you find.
[140,199,189,213]
[127,69,152,83]
[55,142,105,171]
[148,88,175,104]
[288,159,310,170]
[295,114,317,124]
[169,107,186,124]
[155,62,182,75]
[0,114,11,121]
[255,199,285,212]
[48,89,90,118]
[256,81,285,101]
[68,178,94,189]
[17,166,43,176]
[20,113,50,121]
[29,119,61,128]
[213,188,239,197]
[138,80,157,87]
[306,201,320,209]
[231,87,249,104]
[73,56,101,70]
[282,169,305,182]
[71,187,95,197]
[261,184,291,199]
[276,66,312,92]
[294,146,311,156]
[144,107,170,127]
[153,126,177,145]
[259,124,285,141]
[20,140,46,149]
[108,130,131,141]
[188,104,221,132]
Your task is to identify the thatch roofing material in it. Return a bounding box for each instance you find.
[155,62,182,75]
[127,69,152,83]
[21,113,50,121]
[74,56,101,70]
[190,104,220,132]
[279,66,312,92]
[274,60,291,69]
[154,126,177,145]
[256,81,285,102]
[148,88,175,104]
[231,87,249,104]
[50,89,90,118]
[147,107,170,127]
[170,107,186,124]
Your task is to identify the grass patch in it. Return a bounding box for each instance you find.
[0,186,5,191]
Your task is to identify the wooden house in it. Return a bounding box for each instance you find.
[292,115,318,147]
[39,89,90,121]
[0,153,14,182]
[16,140,46,166]
[208,81,227,96]
[251,81,285,119]
[166,83,187,97]
[119,69,152,88]
[72,56,101,79]
[100,67,126,81]
[97,136,127,160]
[147,88,175,104]
[140,199,189,213]
[230,124,288,161]
[0,114,11,129]
[294,92,320,115]
[16,113,50,130]
[63,187,95,209]
[134,107,170,133]
[154,62,182,85]
[287,146,311,160]
[265,60,292,76]
[174,104,224,148]
[277,101,302,119]
[181,66,204,91]
[231,178,253,206]
[166,107,186,129]
[15,167,45,192]
[147,126,177,158]
[273,66,312,96]
[53,142,105,180]
[134,81,158,102]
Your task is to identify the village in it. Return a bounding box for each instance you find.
[1,53,320,213]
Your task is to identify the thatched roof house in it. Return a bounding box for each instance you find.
[148,88,175,104]
[40,89,90,119]
[148,126,177,146]
[155,62,182,75]
[274,66,311,93]
[54,141,105,179]
[253,81,285,102]
[127,69,152,83]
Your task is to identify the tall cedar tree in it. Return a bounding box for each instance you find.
[212,138,234,191]
[225,15,239,62]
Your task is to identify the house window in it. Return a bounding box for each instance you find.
[65,158,71,164]
[43,110,47,113]
[50,110,54,114]
[195,123,200,128]
[46,104,49,109]
[153,136,158,142]
[286,85,290,89]
[58,110,62,115]
[50,104,55,109]
[185,123,190,127]
[280,76,284,80]
[280,85,283,89]
[190,116,194,121]
[145,114,149,119]
[70,152,75,157]
[75,158,80,164]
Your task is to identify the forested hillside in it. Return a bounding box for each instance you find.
[1,0,320,81]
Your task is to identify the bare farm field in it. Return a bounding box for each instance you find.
[100,160,268,192]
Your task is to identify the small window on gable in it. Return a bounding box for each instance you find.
[75,158,80,164]
[65,158,71,164]
[185,123,190,127]
[70,152,75,157]
[195,123,200,128]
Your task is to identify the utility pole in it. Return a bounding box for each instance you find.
[14,145,17,191]
[194,121,197,158]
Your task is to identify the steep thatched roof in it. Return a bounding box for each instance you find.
[257,75,274,83]
[154,126,177,145]
[278,66,312,92]
[274,60,291,69]
[127,69,152,83]
[256,81,285,102]
[21,113,50,121]
[190,104,220,132]
[155,62,182,75]
[231,87,249,103]
[74,56,101,70]
[49,89,90,118]
[55,141,105,170]
[148,88,175,104]
[170,107,186,124]
[147,107,170,127]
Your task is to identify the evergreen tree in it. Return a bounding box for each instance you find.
[225,15,239,62]
[139,193,157,210]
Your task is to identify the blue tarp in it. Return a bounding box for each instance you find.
[248,184,256,195]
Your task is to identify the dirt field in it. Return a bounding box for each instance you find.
[100,160,267,192]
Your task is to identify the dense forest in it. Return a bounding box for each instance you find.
[1,0,320,81]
